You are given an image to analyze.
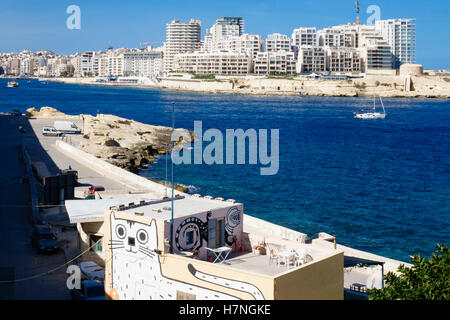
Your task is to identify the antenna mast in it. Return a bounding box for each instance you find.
[170,102,175,254]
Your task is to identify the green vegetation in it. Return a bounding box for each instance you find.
[192,74,216,80]
[368,244,449,300]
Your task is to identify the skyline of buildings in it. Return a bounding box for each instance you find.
[0,16,417,78]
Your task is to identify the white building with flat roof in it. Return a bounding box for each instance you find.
[297,46,326,74]
[173,51,252,75]
[375,18,416,69]
[266,33,291,52]
[164,19,202,73]
[254,51,296,75]
[292,27,317,50]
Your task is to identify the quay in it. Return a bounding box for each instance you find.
[0,112,411,300]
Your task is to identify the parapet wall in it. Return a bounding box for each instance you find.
[244,214,307,244]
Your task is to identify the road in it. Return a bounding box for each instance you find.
[26,117,130,193]
[0,115,69,299]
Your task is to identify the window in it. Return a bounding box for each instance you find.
[90,235,103,252]
[186,230,194,245]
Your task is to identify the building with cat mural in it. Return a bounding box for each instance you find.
[101,195,344,300]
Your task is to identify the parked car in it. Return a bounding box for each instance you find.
[42,126,63,136]
[53,121,81,134]
[88,186,105,195]
[31,225,59,253]
[79,261,105,282]
[70,280,105,300]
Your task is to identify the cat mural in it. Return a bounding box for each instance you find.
[109,212,264,300]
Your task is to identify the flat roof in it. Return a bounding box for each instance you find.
[115,196,241,221]
[65,195,159,223]
[65,195,241,223]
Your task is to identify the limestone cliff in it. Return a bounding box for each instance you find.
[26,107,193,173]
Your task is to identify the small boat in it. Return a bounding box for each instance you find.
[7,81,19,88]
[354,96,386,119]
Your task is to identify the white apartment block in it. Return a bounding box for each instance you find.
[173,51,252,75]
[292,27,317,48]
[80,51,95,76]
[358,30,393,72]
[317,26,357,48]
[20,58,31,75]
[266,33,291,52]
[123,50,163,77]
[164,19,202,72]
[375,18,416,69]
[108,55,124,77]
[326,47,361,73]
[254,51,296,75]
[204,22,241,52]
[296,46,326,74]
[216,34,263,59]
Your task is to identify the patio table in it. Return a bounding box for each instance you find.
[206,247,232,263]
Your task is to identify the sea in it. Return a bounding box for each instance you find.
[2,78,449,262]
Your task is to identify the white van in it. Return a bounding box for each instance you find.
[42,126,62,136]
[53,121,81,134]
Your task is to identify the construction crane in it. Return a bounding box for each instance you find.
[139,42,164,49]
[355,1,360,25]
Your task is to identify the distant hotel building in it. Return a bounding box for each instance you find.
[164,19,202,72]
[254,51,296,75]
[173,51,252,75]
[265,33,291,52]
[204,17,242,52]
[326,48,361,73]
[215,17,244,35]
[375,19,416,69]
[296,46,326,73]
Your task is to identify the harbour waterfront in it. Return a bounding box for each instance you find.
[2,79,449,262]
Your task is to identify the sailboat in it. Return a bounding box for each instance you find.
[354,96,386,119]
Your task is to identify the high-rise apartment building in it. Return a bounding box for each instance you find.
[215,17,244,36]
[375,19,416,69]
[164,19,202,72]
[204,20,241,52]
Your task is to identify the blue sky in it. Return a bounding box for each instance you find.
[1,0,449,69]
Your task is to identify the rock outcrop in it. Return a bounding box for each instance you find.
[26,106,78,118]
[27,107,193,173]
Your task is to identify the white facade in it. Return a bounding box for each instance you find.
[164,19,202,72]
[215,34,263,59]
[173,51,252,75]
[296,46,326,74]
[317,26,357,48]
[204,23,240,52]
[123,50,164,77]
[326,47,361,73]
[254,51,296,75]
[375,19,416,69]
[266,33,291,52]
[292,27,317,48]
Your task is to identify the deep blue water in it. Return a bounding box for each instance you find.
[2,78,449,262]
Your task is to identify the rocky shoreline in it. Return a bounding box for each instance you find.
[26,107,194,192]
[49,75,450,99]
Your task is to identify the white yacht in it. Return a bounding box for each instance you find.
[354,96,386,119]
